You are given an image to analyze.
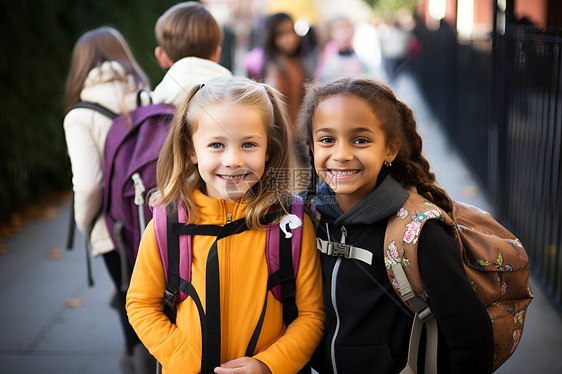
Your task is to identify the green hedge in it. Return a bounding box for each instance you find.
[0,0,184,223]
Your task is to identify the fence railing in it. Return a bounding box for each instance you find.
[413,25,562,313]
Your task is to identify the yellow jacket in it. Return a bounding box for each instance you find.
[126,190,325,374]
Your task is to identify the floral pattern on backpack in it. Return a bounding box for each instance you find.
[383,192,533,371]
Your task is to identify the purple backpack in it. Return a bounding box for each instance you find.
[72,101,175,271]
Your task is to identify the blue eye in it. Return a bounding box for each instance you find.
[241,142,256,148]
[209,143,223,149]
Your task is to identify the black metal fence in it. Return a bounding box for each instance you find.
[413,25,562,312]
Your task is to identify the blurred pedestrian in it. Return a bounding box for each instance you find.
[254,12,312,136]
[378,10,418,78]
[315,17,369,81]
[152,2,231,108]
[63,26,154,374]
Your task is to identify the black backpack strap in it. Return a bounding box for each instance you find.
[136,89,153,107]
[245,294,268,357]
[163,206,180,324]
[203,238,221,373]
[171,216,249,238]
[166,216,252,373]
[72,101,118,119]
[279,225,298,325]
[263,207,299,326]
[66,190,103,288]
[65,192,76,250]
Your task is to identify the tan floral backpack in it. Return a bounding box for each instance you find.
[384,192,533,373]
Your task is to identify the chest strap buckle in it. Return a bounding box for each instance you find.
[316,238,373,265]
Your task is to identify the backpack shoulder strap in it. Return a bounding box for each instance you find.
[154,202,192,309]
[384,192,456,374]
[265,195,305,324]
[383,192,455,313]
[136,88,153,107]
[71,101,118,119]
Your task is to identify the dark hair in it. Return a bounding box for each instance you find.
[297,76,453,213]
[261,13,302,73]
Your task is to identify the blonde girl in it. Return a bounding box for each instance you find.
[298,77,493,373]
[63,26,152,372]
[126,77,324,374]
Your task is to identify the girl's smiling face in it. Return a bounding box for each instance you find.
[311,94,399,212]
[190,103,269,201]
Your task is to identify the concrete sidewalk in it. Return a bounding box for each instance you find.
[1,74,561,373]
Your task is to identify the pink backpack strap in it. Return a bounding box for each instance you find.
[153,201,192,304]
[266,195,304,301]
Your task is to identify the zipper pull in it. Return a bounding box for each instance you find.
[340,225,347,244]
[226,213,232,224]
[131,173,145,206]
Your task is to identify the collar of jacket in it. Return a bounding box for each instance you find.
[315,173,410,226]
[192,189,249,224]
[152,57,232,107]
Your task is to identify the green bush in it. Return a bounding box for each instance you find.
[0,0,183,223]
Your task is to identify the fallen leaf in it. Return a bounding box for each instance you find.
[65,298,84,308]
[10,213,22,229]
[48,248,64,259]
[463,185,478,198]
[44,207,57,219]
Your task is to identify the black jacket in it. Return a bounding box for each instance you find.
[312,175,493,374]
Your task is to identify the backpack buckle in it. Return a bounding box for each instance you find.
[163,287,177,308]
[330,242,351,258]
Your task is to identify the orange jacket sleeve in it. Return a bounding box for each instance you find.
[126,220,200,373]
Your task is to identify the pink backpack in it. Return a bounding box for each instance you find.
[152,196,306,372]
[153,197,304,315]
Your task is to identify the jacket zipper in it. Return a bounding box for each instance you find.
[330,225,347,374]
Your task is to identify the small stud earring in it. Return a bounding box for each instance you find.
[384,161,392,168]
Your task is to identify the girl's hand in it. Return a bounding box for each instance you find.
[214,357,272,374]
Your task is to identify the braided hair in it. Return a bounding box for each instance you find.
[297,76,453,213]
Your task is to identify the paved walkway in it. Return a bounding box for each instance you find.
[1,74,560,373]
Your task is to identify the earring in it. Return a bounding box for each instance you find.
[384,161,392,168]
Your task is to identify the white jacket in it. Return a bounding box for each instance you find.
[152,57,231,107]
[63,61,145,256]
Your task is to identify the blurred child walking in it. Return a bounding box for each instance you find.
[63,26,153,373]
[126,77,324,374]
[151,1,231,107]
[259,12,311,136]
[299,77,493,373]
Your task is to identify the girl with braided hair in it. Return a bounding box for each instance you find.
[297,77,493,373]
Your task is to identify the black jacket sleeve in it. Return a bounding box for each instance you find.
[418,220,494,374]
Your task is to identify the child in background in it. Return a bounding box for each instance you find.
[298,77,493,373]
[152,1,231,107]
[126,77,324,374]
[314,17,369,81]
[63,26,153,373]
[259,12,311,136]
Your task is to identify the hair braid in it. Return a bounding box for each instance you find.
[390,100,453,213]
